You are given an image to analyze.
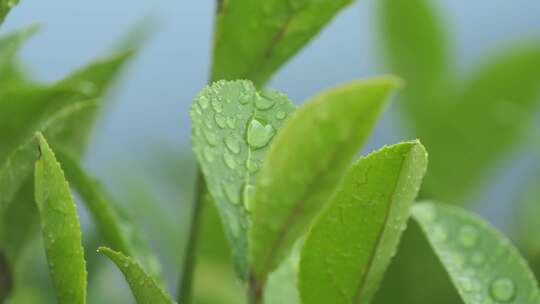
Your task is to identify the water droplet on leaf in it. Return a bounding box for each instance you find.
[276,111,286,120]
[223,151,236,169]
[243,184,255,211]
[458,225,479,248]
[225,136,240,154]
[255,93,275,110]
[198,96,209,109]
[203,129,218,146]
[247,118,275,149]
[211,98,223,113]
[490,277,515,302]
[214,114,226,128]
[222,182,240,204]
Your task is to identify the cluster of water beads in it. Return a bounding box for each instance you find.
[415,205,517,303]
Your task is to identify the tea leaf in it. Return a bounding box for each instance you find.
[412,202,540,304]
[34,133,87,304]
[378,0,540,202]
[211,0,354,87]
[0,0,18,25]
[0,25,39,84]
[298,141,427,304]
[377,0,449,123]
[98,247,175,304]
[249,76,401,284]
[55,148,162,280]
[425,46,540,201]
[190,80,295,278]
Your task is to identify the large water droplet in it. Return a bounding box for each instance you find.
[203,147,215,162]
[490,278,515,302]
[198,96,209,109]
[225,136,241,154]
[203,129,218,146]
[223,151,237,169]
[214,113,226,128]
[255,93,275,110]
[239,92,251,105]
[243,184,255,211]
[211,98,223,113]
[458,225,479,248]
[247,118,275,149]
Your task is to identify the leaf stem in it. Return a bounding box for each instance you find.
[176,168,206,303]
[247,274,265,304]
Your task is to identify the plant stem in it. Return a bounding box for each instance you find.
[177,168,206,303]
[247,274,265,304]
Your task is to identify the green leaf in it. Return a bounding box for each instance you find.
[378,0,540,203]
[0,25,39,84]
[190,80,295,278]
[298,141,427,304]
[249,76,401,284]
[34,133,87,304]
[54,148,162,280]
[211,0,354,87]
[0,0,18,25]
[412,202,540,304]
[377,0,449,122]
[424,45,540,202]
[97,247,175,304]
[0,100,99,207]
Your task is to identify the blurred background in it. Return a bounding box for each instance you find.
[1,0,539,303]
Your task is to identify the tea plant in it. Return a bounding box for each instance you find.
[1,1,540,304]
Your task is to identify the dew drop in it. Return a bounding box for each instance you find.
[203,147,215,162]
[255,93,275,110]
[246,159,259,173]
[239,92,251,105]
[276,110,286,120]
[458,225,479,248]
[490,278,515,302]
[198,96,209,109]
[223,151,237,169]
[247,118,275,149]
[203,129,218,146]
[214,113,226,128]
[225,136,240,154]
[211,98,223,113]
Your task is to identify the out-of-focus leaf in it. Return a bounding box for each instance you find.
[298,141,427,304]
[0,100,99,207]
[0,0,18,25]
[0,25,39,84]
[378,0,540,203]
[98,247,175,304]
[34,133,87,304]
[412,202,540,303]
[249,77,401,287]
[190,80,295,278]
[377,0,449,124]
[0,251,11,302]
[211,0,354,87]
[55,148,162,280]
[425,46,540,201]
